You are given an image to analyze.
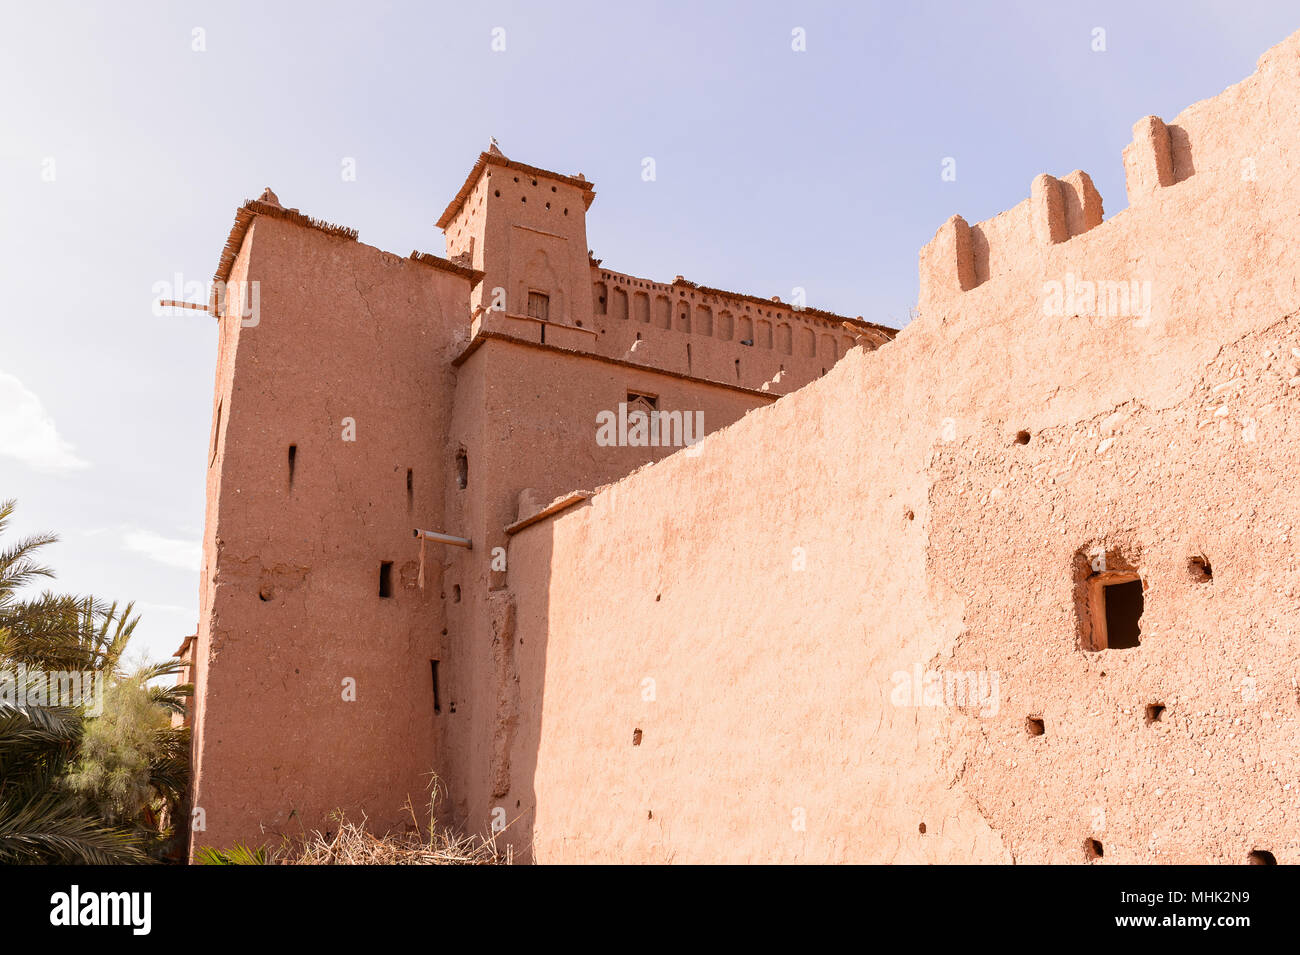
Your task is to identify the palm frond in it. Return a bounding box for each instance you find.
[0,790,148,864]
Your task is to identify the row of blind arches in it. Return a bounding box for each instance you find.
[594,281,851,360]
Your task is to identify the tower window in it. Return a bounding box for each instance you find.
[528,291,550,321]
[379,561,393,598]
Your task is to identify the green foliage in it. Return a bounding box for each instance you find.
[66,675,168,826]
[193,843,269,865]
[0,499,191,864]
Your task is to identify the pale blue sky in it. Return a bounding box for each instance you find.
[1,0,1295,662]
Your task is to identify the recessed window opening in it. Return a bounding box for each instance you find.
[1078,549,1145,651]
[406,468,413,509]
[379,561,393,598]
[1101,577,1144,649]
[528,291,550,321]
[430,660,442,715]
[455,449,468,490]
[288,444,297,488]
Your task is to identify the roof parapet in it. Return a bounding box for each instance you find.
[437,151,597,230]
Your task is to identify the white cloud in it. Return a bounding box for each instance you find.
[123,528,201,571]
[0,371,90,473]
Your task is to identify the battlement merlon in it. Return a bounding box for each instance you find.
[917,27,1300,319]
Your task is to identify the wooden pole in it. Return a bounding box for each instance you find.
[158,299,214,313]
[412,528,472,549]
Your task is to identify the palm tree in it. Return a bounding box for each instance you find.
[0,499,187,863]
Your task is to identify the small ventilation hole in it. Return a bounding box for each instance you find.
[632,728,643,746]
[1248,849,1277,865]
[1085,838,1104,861]
[1026,716,1045,737]
[1145,703,1165,724]
[1014,430,1030,445]
[1188,556,1212,582]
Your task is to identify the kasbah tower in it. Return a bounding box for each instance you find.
[187,30,1300,864]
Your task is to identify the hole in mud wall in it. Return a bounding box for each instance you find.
[210,398,222,465]
[430,660,442,715]
[288,444,297,489]
[455,449,468,490]
[406,468,413,509]
[918,822,927,834]
[1014,430,1030,445]
[632,728,643,746]
[1248,849,1277,865]
[453,584,461,603]
[258,586,274,602]
[1188,555,1212,583]
[734,358,741,380]
[1025,716,1045,737]
[1145,703,1165,724]
[1085,838,1104,861]
[379,561,393,598]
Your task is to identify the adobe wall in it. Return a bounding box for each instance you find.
[190,213,475,854]
[500,31,1300,863]
[435,335,778,834]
